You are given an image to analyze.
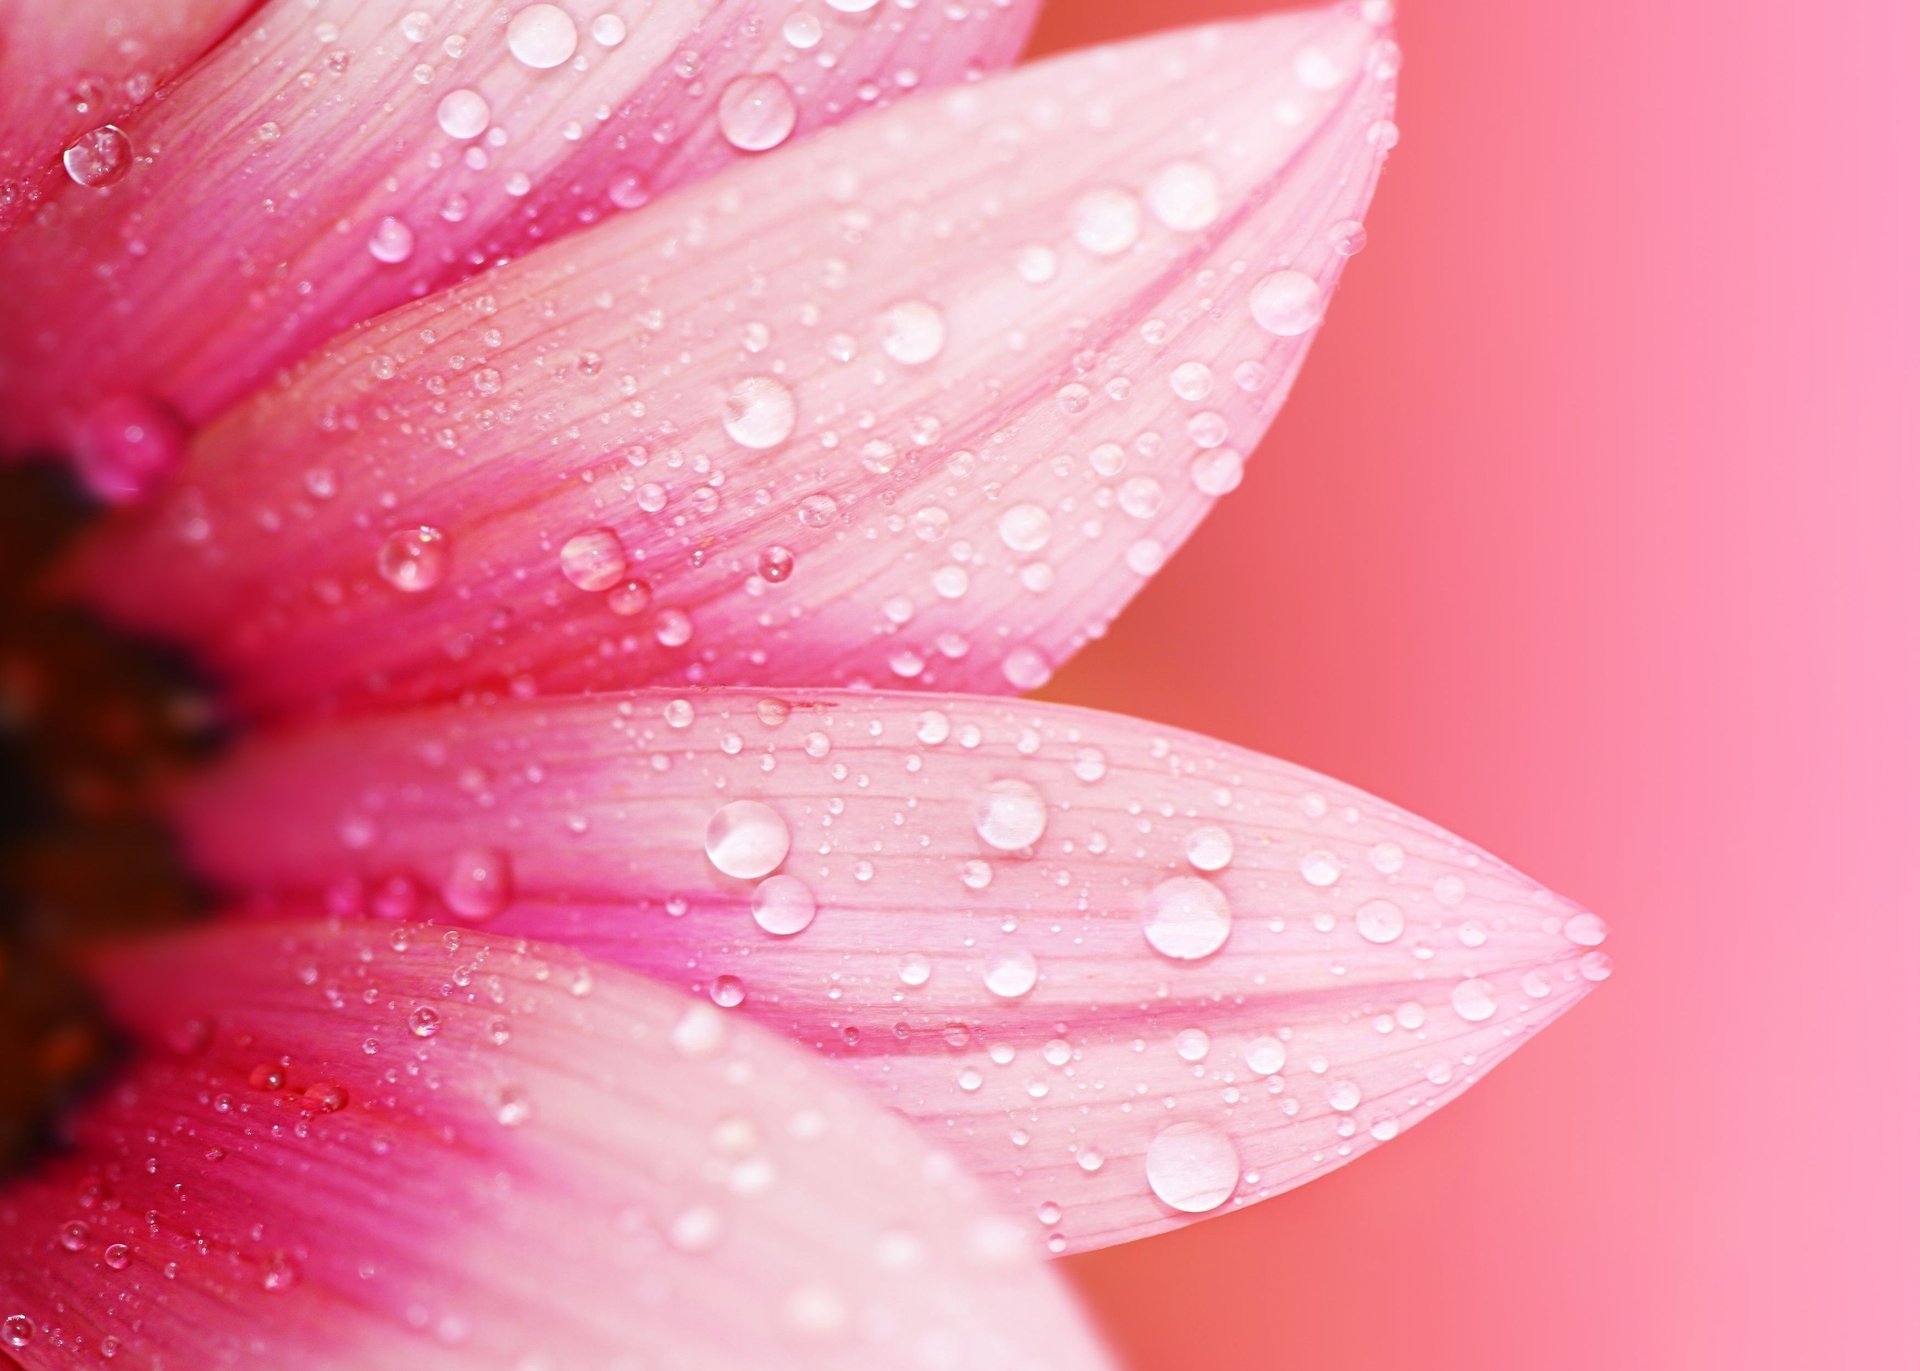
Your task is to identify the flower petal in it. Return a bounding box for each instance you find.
[176,688,1607,1253]
[70,5,1397,716]
[0,919,1113,1369]
[0,0,257,228]
[0,0,1042,454]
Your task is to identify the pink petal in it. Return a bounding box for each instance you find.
[69,6,1398,717]
[0,0,257,229]
[176,688,1608,1253]
[0,0,1041,454]
[0,920,1114,1369]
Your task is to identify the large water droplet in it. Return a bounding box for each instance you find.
[1355,898,1405,944]
[1145,160,1220,231]
[982,948,1038,998]
[508,4,578,68]
[62,124,132,187]
[1145,1122,1239,1213]
[72,395,186,504]
[1451,977,1498,1022]
[973,779,1047,852]
[378,526,449,592]
[998,503,1053,553]
[437,88,491,139]
[879,300,946,365]
[1250,270,1324,336]
[718,74,797,151]
[751,874,816,936]
[722,376,796,449]
[443,847,511,920]
[1072,187,1142,256]
[1143,876,1232,960]
[559,526,627,591]
[706,800,791,879]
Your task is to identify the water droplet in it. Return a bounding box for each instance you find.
[983,949,1038,999]
[260,1252,298,1292]
[1175,1027,1210,1062]
[722,376,796,449]
[751,874,816,936]
[1299,849,1341,886]
[443,847,512,920]
[1565,911,1609,946]
[495,1084,533,1126]
[407,1005,442,1039]
[826,0,880,11]
[3,1315,32,1348]
[72,394,187,504]
[997,503,1052,553]
[879,300,946,365]
[103,1244,132,1271]
[437,88,490,139]
[718,74,797,151]
[706,800,791,879]
[1145,160,1220,231]
[507,4,578,69]
[1143,876,1232,960]
[1294,45,1346,90]
[1451,977,1498,1022]
[558,526,627,591]
[368,216,415,264]
[1329,218,1369,256]
[378,526,449,592]
[1072,187,1142,256]
[1145,1122,1239,1213]
[758,545,796,583]
[1184,825,1234,872]
[301,1082,347,1114]
[1191,448,1245,496]
[710,974,747,1008]
[591,13,627,48]
[1250,270,1324,336]
[973,779,1047,852]
[1244,1037,1286,1076]
[1327,1079,1362,1111]
[1355,898,1405,944]
[62,124,132,187]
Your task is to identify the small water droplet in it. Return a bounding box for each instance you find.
[982,949,1038,999]
[367,216,415,264]
[436,88,490,139]
[1184,825,1234,872]
[1355,898,1405,944]
[1250,270,1324,336]
[442,847,511,920]
[1072,187,1142,256]
[1451,977,1498,1022]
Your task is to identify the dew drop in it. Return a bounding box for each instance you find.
[1244,1036,1286,1076]
[879,300,946,365]
[1355,898,1405,944]
[407,1005,442,1038]
[62,124,132,187]
[1327,1079,1362,1111]
[997,503,1052,553]
[722,376,796,449]
[1329,218,1369,256]
[706,800,791,879]
[1451,977,1498,1022]
[367,216,414,264]
[1143,876,1232,960]
[1145,1122,1239,1213]
[507,4,578,69]
[103,1244,132,1271]
[1299,849,1342,886]
[72,394,187,504]
[751,874,816,936]
[1184,825,1234,872]
[436,88,490,139]
[757,544,796,583]
[718,74,797,151]
[559,526,627,591]
[1144,160,1220,231]
[378,526,449,592]
[1250,270,1324,336]
[982,949,1038,999]
[711,974,747,1008]
[443,847,512,920]
[1565,911,1609,946]
[3,1315,32,1348]
[1072,187,1142,256]
[972,779,1047,852]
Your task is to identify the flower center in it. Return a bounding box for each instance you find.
[0,463,218,1169]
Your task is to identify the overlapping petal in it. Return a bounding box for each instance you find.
[0,919,1113,1369]
[71,5,1398,716]
[0,0,258,224]
[175,688,1607,1252]
[0,0,1041,455]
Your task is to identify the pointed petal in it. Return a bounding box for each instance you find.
[0,0,257,228]
[176,688,1607,1253]
[0,0,1042,453]
[70,6,1398,716]
[0,920,1113,1369]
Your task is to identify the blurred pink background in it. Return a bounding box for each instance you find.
[1030,0,1918,1366]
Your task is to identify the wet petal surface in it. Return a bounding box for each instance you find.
[179,688,1606,1252]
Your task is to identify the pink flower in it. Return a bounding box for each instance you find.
[0,2,1606,1366]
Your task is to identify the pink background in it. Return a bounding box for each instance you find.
[1030,0,1917,1366]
